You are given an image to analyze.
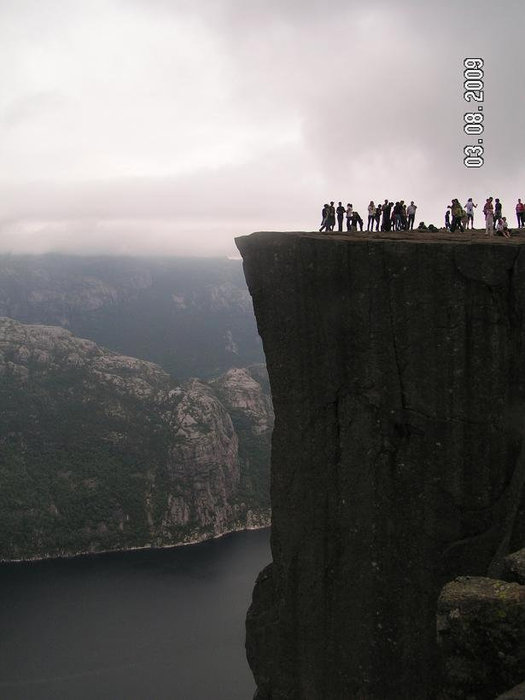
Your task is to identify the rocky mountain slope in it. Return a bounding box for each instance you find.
[0,317,271,560]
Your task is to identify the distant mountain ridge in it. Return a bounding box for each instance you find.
[0,254,272,560]
[0,254,264,379]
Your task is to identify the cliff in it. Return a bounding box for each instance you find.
[0,318,271,560]
[236,231,525,699]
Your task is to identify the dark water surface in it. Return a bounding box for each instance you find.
[0,528,270,700]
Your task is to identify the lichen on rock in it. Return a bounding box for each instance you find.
[437,576,525,700]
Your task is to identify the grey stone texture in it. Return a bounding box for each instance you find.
[502,548,525,585]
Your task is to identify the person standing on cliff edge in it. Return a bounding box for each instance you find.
[392,202,401,230]
[328,202,336,231]
[381,199,389,230]
[336,202,345,232]
[494,198,503,226]
[319,204,330,232]
[374,203,382,231]
[367,201,376,231]
[464,198,477,229]
[345,203,353,231]
[484,197,494,236]
[399,201,408,230]
[516,199,524,228]
[407,201,417,230]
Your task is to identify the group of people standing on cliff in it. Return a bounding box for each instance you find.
[446,197,525,237]
[318,202,364,232]
[319,200,418,233]
[319,197,525,238]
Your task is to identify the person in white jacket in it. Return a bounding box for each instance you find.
[464,198,477,230]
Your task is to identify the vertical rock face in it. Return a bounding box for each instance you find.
[236,232,525,700]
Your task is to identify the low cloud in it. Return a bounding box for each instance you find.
[0,0,522,255]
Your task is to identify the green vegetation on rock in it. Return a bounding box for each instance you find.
[0,255,272,560]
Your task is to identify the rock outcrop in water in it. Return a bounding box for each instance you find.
[236,231,525,699]
[0,318,271,560]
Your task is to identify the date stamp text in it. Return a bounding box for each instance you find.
[463,58,484,168]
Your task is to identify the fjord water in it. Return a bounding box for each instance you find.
[0,528,270,700]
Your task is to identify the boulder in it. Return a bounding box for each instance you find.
[437,577,525,700]
[502,549,525,585]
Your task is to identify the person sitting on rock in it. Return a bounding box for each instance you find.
[496,217,511,239]
[417,221,428,231]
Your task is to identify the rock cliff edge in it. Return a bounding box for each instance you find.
[236,231,525,699]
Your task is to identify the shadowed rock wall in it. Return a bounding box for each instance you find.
[236,231,525,700]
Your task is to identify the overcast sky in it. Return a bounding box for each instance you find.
[0,0,523,257]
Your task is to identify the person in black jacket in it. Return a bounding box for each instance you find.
[328,201,336,231]
[494,198,502,224]
[351,210,364,232]
[336,202,345,232]
[382,201,392,231]
[319,204,330,232]
[392,202,401,230]
[374,203,382,231]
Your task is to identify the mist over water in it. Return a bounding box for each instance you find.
[0,528,270,700]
